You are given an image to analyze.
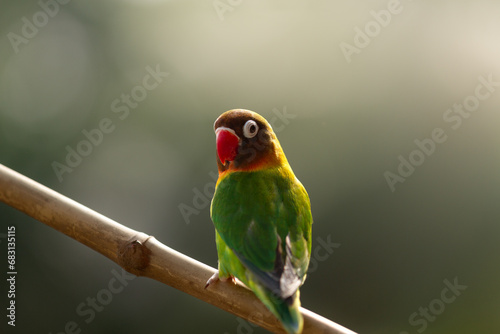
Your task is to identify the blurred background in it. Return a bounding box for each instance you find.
[1,1,499,333]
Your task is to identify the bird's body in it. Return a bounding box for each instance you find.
[208,109,312,334]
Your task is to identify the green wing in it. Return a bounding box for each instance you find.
[211,167,312,299]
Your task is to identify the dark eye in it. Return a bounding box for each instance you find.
[243,120,259,138]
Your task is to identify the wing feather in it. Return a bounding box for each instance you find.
[211,168,312,299]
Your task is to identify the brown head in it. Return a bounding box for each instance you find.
[213,109,288,173]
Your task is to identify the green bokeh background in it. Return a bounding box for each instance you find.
[1,1,499,333]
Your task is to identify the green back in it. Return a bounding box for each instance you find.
[211,166,312,296]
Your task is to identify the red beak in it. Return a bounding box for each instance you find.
[216,127,239,164]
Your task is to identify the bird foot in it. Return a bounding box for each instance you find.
[205,271,236,289]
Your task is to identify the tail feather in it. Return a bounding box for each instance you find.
[273,292,303,334]
[249,281,303,334]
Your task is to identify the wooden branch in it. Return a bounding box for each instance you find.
[0,164,356,334]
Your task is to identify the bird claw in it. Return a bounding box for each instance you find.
[205,271,236,289]
[205,272,219,289]
[225,276,237,285]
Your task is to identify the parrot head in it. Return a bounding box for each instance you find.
[214,109,288,173]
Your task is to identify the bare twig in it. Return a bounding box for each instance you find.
[0,164,356,334]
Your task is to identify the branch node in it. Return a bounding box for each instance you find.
[117,233,153,275]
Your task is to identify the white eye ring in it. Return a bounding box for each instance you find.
[243,120,259,138]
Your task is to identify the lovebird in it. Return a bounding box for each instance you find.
[206,109,313,334]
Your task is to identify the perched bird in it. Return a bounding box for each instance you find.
[206,109,313,334]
